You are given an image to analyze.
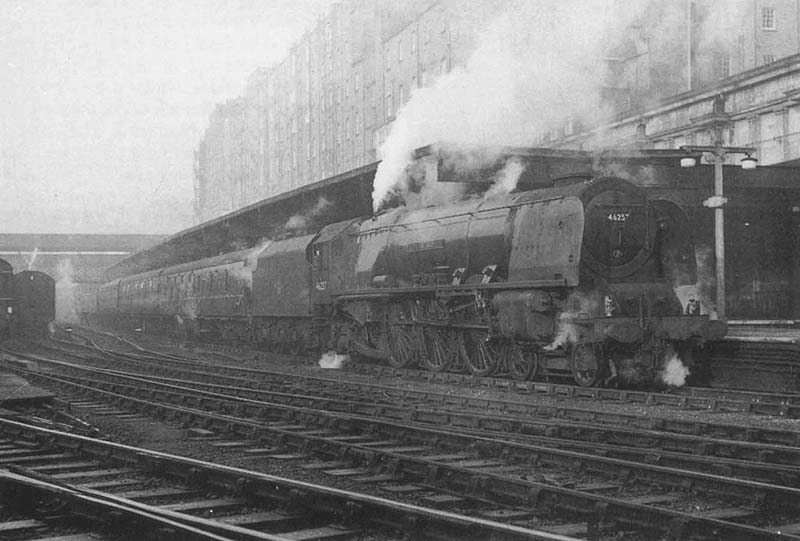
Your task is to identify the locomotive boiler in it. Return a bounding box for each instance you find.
[312,176,725,386]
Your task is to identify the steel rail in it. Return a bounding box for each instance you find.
[0,469,258,541]
[19,352,800,475]
[21,342,800,447]
[8,362,800,540]
[0,418,567,541]
[64,326,800,416]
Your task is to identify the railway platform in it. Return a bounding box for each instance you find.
[711,321,800,392]
[725,320,800,343]
[0,370,53,406]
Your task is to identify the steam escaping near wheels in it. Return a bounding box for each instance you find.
[660,351,690,387]
[318,350,349,369]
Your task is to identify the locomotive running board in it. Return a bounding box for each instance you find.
[349,339,389,360]
[331,279,569,302]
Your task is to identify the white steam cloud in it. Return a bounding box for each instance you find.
[26,247,40,270]
[484,157,526,200]
[372,0,646,212]
[674,244,716,317]
[660,351,690,387]
[285,197,332,232]
[55,258,78,323]
[318,350,349,369]
[544,291,601,351]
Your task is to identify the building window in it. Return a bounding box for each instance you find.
[762,7,776,30]
[354,111,360,136]
[397,38,403,62]
[763,54,776,64]
[386,88,393,118]
[411,29,417,54]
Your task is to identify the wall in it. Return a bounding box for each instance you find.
[194,0,800,223]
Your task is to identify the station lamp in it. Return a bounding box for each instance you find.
[740,155,758,170]
[678,144,757,320]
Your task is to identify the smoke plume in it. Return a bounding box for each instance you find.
[318,350,349,369]
[372,0,647,212]
[246,238,272,268]
[55,258,78,323]
[26,248,40,270]
[285,196,332,232]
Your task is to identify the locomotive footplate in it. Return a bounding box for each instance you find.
[568,315,727,344]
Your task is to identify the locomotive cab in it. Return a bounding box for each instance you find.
[308,219,361,306]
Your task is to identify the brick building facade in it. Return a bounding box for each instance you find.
[194,0,800,223]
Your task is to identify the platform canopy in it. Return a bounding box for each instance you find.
[104,163,378,280]
[105,144,800,282]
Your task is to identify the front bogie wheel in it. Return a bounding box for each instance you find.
[506,342,538,381]
[570,343,605,387]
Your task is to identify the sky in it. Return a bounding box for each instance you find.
[0,0,333,235]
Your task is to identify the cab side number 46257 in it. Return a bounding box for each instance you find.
[607,211,630,223]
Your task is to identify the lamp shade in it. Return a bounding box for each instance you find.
[740,156,758,170]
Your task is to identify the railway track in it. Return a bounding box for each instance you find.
[64,326,800,418]
[23,338,800,449]
[0,416,565,541]
[8,351,800,469]
[3,349,800,538]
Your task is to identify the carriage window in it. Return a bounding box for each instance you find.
[312,245,327,270]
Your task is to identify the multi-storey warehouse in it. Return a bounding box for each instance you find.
[194,0,800,223]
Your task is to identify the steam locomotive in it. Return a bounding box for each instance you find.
[0,258,56,339]
[95,175,725,387]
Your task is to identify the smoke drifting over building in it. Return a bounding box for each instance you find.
[195,0,800,221]
[371,0,638,211]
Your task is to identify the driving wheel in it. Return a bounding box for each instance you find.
[461,330,499,377]
[422,327,456,372]
[387,326,418,368]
